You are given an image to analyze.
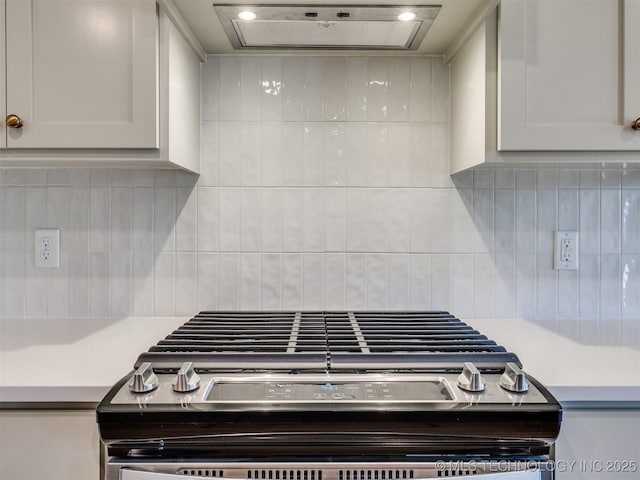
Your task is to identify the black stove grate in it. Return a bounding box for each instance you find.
[135,311,520,372]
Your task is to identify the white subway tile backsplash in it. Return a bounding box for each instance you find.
[201,56,219,121]
[579,170,601,189]
[366,58,390,122]
[200,121,219,186]
[282,253,303,309]
[346,253,367,309]
[261,123,283,186]
[325,123,346,186]
[388,125,411,187]
[473,254,495,318]
[600,189,621,254]
[388,58,410,122]
[366,253,387,310]
[451,254,473,318]
[175,252,197,316]
[175,187,197,252]
[303,123,325,186]
[261,253,282,310]
[600,169,621,189]
[346,189,367,252]
[388,254,409,310]
[622,189,640,253]
[409,58,431,123]
[303,58,325,121]
[324,189,346,252]
[408,254,431,309]
[0,54,635,349]
[558,189,578,230]
[154,187,176,252]
[346,58,368,122]
[430,255,452,310]
[558,270,579,319]
[431,59,449,123]
[218,253,240,309]
[197,187,219,251]
[282,124,304,186]
[111,252,132,317]
[324,253,346,310]
[303,189,324,252]
[241,124,262,186]
[196,252,218,312]
[261,189,283,252]
[579,254,600,319]
[388,190,411,253]
[261,57,283,122]
[303,253,324,309]
[154,252,175,315]
[346,123,368,186]
[536,189,557,254]
[282,189,304,252]
[282,57,305,122]
[218,57,241,121]
[324,57,347,122]
[239,253,261,309]
[235,56,263,121]
[26,169,46,186]
[240,189,262,252]
[579,189,600,254]
[621,255,640,318]
[600,254,621,319]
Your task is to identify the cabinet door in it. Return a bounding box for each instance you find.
[499,0,640,151]
[0,0,6,148]
[555,409,640,479]
[5,0,158,149]
[0,409,99,480]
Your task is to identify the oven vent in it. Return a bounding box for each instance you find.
[338,470,414,480]
[178,469,224,477]
[247,470,323,480]
[436,468,478,477]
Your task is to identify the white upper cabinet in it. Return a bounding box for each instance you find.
[4,0,158,149]
[499,0,640,151]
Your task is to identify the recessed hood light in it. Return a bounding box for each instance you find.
[238,10,257,21]
[214,5,442,51]
[398,12,417,22]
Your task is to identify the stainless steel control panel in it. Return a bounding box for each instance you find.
[110,373,549,405]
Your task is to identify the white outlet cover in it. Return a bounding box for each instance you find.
[34,228,60,269]
[554,230,578,270]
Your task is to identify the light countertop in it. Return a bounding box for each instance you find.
[0,317,188,403]
[0,316,638,406]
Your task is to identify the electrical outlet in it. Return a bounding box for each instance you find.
[554,230,578,270]
[34,228,60,269]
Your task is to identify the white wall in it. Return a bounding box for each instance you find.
[0,55,638,348]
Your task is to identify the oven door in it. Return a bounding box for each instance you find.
[112,461,551,480]
[121,473,542,480]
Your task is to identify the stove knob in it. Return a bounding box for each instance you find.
[457,362,485,392]
[499,362,529,393]
[172,362,200,393]
[128,362,159,393]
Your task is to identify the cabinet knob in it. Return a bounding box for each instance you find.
[6,114,24,129]
[632,117,640,131]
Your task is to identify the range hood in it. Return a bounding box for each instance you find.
[214,4,442,50]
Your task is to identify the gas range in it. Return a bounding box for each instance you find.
[97,311,561,479]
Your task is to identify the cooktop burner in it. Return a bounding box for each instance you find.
[134,311,520,372]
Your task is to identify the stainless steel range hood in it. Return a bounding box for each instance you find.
[214,4,442,50]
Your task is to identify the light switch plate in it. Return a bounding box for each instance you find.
[34,228,60,269]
